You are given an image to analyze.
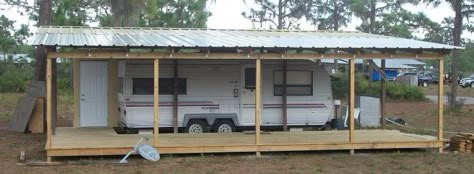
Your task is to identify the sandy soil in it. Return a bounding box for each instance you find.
[1,129,474,174]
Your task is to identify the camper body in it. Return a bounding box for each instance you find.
[118,60,334,133]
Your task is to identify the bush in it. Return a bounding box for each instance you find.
[0,62,33,92]
[0,61,72,93]
[331,72,426,101]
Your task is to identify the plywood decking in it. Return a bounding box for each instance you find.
[48,128,441,157]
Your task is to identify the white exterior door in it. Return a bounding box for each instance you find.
[80,61,108,127]
[240,65,261,126]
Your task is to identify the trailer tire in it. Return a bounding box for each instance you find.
[214,120,235,133]
[421,81,428,87]
[185,120,209,133]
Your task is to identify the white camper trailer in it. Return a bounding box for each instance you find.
[118,60,334,133]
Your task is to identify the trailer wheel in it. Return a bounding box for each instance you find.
[422,81,428,87]
[185,120,209,133]
[214,120,235,133]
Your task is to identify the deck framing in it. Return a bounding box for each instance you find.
[47,141,442,157]
[46,128,442,157]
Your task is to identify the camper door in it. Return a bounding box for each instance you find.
[240,65,262,126]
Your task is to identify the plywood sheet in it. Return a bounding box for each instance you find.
[28,98,44,133]
[27,80,45,97]
[8,96,36,132]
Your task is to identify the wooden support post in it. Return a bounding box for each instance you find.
[255,57,262,157]
[282,60,288,131]
[73,59,80,128]
[380,59,386,129]
[173,60,178,133]
[153,59,160,147]
[438,58,444,153]
[348,58,355,143]
[348,57,356,155]
[52,58,57,135]
[46,57,52,162]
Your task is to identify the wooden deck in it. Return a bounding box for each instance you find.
[47,127,441,157]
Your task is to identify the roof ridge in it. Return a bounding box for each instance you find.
[37,25,363,33]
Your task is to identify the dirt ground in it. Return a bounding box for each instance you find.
[1,129,474,174]
[1,92,474,173]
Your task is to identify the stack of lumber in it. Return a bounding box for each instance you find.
[450,133,474,153]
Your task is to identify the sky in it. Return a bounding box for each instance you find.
[207,0,454,30]
[0,0,460,35]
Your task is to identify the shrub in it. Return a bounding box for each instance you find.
[0,61,72,93]
[0,62,33,92]
[331,72,426,101]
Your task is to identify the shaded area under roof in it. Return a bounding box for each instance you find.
[28,26,462,51]
[321,59,425,69]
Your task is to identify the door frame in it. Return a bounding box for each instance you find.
[79,61,108,127]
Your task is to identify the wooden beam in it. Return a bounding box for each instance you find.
[47,51,445,60]
[73,59,80,127]
[46,57,52,161]
[380,59,386,129]
[282,60,288,131]
[46,141,443,157]
[255,56,262,156]
[367,59,387,80]
[173,60,178,133]
[348,57,356,155]
[153,59,160,147]
[348,58,355,143]
[51,58,57,135]
[107,60,119,127]
[438,59,444,153]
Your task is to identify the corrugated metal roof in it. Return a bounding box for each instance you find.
[28,26,462,50]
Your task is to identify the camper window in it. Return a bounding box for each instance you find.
[132,78,187,95]
[245,68,256,89]
[274,71,313,96]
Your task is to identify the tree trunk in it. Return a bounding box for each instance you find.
[111,0,126,27]
[277,0,283,29]
[450,0,462,109]
[111,0,141,27]
[368,0,376,87]
[33,0,52,81]
[333,1,339,31]
[369,0,375,34]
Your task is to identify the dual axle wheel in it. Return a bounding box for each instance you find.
[185,120,235,133]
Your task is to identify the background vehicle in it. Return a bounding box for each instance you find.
[417,72,436,87]
[459,74,474,88]
[397,72,438,87]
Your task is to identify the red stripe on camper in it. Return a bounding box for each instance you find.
[125,101,219,107]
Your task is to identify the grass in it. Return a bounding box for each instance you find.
[421,84,474,97]
[0,92,73,123]
[0,93,23,121]
[380,95,474,137]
